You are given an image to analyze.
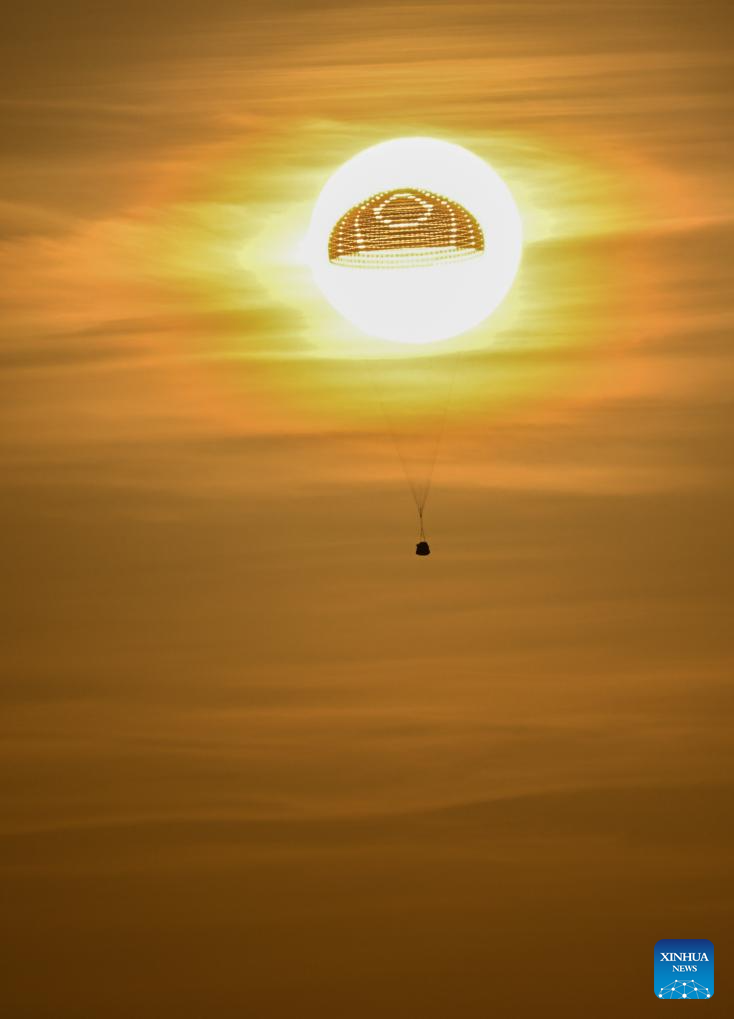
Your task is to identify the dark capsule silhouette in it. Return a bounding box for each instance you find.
[415,541,431,556]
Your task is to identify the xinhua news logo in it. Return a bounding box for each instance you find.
[655,939,714,999]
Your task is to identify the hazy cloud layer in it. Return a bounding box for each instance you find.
[2,2,733,1016]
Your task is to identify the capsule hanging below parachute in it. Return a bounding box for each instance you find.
[326,186,486,555]
[307,138,523,556]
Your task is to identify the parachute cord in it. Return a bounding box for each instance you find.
[415,343,464,517]
[365,345,465,527]
[365,358,422,510]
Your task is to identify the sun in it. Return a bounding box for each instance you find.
[306,137,523,344]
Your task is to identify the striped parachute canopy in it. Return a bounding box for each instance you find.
[328,187,484,269]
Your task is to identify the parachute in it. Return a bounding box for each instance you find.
[328,187,485,269]
[328,188,472,555]
[307,138,523,556]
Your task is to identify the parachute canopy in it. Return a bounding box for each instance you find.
[328,187,485,269]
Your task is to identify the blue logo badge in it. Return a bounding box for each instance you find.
[655,939,714,999]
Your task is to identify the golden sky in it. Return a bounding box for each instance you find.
[2,2,733,1016]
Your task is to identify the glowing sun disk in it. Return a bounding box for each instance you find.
[306,137,523,344]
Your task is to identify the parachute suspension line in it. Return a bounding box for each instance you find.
[364,357,423,510]
[363,346,465,554]
[417,348,462,514]
[412,343,465,521]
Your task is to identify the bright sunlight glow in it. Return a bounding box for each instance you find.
[306,138,523,344]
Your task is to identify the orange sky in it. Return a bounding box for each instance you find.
[2,2,733,1016]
